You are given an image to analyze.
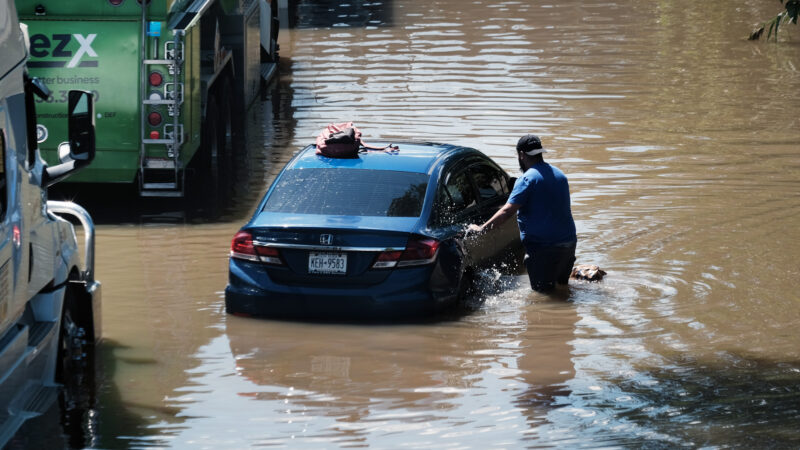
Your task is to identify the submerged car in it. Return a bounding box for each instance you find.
[225,142,523,318]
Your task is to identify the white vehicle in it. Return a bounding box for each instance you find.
[0,0,102,444]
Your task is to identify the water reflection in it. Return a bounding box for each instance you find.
[144,280,583,448]
[514,298,576,430]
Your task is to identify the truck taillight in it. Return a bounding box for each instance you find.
[12,225,20,249]
[149,71,163,87]
[150,131,160,140]
[109,0,124,5]
[231,231,283,265]
[148,112,162,126]
[372,235,439,269]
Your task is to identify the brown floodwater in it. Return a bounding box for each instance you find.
[10,0,800,448]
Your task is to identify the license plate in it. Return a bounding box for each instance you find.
[308,252,347,275]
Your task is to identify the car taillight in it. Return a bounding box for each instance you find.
[148,112,162,126]
[372,250,402,269]
[231,231,282,265]
[372,235,439,269]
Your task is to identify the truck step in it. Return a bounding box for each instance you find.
[142,182,178,190]
[143,59,175,66]
[6,382,59,421]
[143,158,177,169]
[22,385,59,416]
[27,321,55,349]
[140,191,184,198]
[141,181,184,198]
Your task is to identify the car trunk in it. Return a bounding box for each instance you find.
[247,215,422,287]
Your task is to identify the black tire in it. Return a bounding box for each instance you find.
[56,295,83,383]
[56,289,91,407]
[456,268,476,308]
[56,288,97,447]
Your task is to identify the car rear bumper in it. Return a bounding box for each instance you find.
[225,259,455,319]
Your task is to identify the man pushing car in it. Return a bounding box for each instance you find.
[468,135,577,292]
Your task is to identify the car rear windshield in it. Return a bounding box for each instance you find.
[263,168,429,217]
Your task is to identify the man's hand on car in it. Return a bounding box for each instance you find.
[467,224,484,233]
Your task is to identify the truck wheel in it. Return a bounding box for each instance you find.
[56,293,87,385]
[56,288,96,439]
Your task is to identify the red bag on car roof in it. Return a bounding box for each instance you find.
[316,122,362,158]
[315,122,398,158]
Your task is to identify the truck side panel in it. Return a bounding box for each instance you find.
[25,20,141,183]
[14,1,170,18]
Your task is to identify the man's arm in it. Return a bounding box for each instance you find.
[468,202,521,233]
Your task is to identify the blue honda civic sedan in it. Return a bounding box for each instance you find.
[225,142,523,318]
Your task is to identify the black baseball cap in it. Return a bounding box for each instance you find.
[516,134,549,156]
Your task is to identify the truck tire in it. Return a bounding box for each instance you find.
[56,290,88,387]
[56,287,96,443]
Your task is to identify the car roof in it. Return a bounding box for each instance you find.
[288,142,475,174]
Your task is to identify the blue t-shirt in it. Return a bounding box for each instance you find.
[507,162,577,246]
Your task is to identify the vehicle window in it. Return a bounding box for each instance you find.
[0,130,6,219]
[263,168,429,217]
[444,172,477,210]
[432,185,458,225]
[470,164,507,201]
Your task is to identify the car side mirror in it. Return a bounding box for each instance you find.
[66,90,95,162]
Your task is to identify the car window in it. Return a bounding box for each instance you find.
[444,172,477,210]
[433,185,458,225]
[263,168,429,217]
[470,164,507,201]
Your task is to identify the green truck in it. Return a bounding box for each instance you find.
[15,0,279,197]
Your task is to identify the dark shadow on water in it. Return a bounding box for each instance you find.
[231,301,475,327]
[285,0,394,29]
[611,354,800,447]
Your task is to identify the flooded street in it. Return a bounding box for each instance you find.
[11,0,800,448]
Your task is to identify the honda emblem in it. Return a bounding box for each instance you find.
[320,234,333,245]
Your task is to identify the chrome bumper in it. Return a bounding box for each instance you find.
[47,200,95,283]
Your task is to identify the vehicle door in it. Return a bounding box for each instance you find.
[467,162,518,265]
[432,166,484,266]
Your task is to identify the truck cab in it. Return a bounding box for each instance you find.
[0,0,102,445]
